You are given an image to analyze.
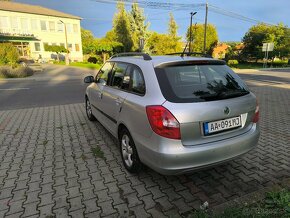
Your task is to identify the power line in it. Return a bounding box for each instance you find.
[90,0,289,29]
[91,0,204,10]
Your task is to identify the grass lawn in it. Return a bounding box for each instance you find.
[54,62,101,70]
[191,188,290,218]
[231,61,289,69]
[233,62,264,69]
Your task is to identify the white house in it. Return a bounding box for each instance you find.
[0,1,83,62]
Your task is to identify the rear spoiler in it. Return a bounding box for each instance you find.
[155,60,226,68]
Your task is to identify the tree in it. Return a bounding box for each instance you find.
[186,23,218,55]
[112,2,133,52]
[94,38,123,62]
[146,14,182,55]
[44,44,67,62]
[129,2,149,51]
[146,32,182,55]
[241,23,290,61]
[168,12,178,38]
[224,42,241,61]
[81,28,95,54]
[0,43,19,67]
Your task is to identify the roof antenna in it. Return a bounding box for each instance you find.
[181,42,188,58]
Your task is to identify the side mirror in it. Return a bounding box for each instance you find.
[84,76,94,83]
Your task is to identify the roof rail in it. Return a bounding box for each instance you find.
[166,52,212,58]
[110,52,152,61]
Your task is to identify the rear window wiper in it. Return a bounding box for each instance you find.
[219,90,250,98]
[195,90,249,100]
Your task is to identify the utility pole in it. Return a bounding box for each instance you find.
[203,3,208,54]
[189,12,197,53]
[60,20,69,66]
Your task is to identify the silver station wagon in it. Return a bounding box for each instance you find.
[84,53,260,175]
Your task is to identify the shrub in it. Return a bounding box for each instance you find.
[0,66,33,78]
[0,43,19,67]
[227,59,239,67]
[87,56,98,64]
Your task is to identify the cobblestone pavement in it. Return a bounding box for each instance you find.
[0,74,289,217]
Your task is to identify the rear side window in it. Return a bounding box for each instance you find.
[131,66,145,95]
[96,62,114,85]
[155,64,249,103]
[109,63,145,96]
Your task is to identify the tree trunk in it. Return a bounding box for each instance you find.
[56,53,60,62]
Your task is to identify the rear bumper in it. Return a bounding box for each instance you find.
[135,123,260,175]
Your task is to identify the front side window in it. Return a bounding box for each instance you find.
[40,20,47,31]
[111,63,128,89]
[155,63,249,103]
[96,62,114,85]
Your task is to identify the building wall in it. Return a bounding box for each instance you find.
[0,10,83,62]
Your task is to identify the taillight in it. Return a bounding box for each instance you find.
[146,105,181,139]
[253,100,259,123]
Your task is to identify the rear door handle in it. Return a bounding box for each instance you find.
[97,92,103,99]
[115,98,122,105]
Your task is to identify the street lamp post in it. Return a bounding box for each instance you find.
[60,20,69,66]
[189,12,197,54]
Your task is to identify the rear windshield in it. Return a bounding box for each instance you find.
[155,64,249,103]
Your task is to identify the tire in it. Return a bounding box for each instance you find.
[119,128,142,173]
[85,97,96,121]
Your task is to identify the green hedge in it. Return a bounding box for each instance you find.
[227,59,239,67]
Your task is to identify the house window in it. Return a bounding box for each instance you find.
[31,19,38,30]
[20,18,29,31]
[40,20,47,31]
[34,42,41,51]
[52,43,57,46]
[10,17,18,30]
[75,44,80,52]
[66,24,72,34]
[0,16,9,29]
[73,24,78,33]
[49,21,55,32]
[57,22,64,32]
[68,43,73,51]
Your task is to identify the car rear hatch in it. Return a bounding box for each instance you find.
[154,60,257,146]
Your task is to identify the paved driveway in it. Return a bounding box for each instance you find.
[0,69,289,217]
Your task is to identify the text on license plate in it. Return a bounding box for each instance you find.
[204,116,242,135]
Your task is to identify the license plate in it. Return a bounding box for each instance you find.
[204,116,242,135]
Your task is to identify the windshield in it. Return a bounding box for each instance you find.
[155,64,249,103]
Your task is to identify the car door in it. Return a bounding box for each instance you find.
[101,62,129,135]
[89,61,114,121]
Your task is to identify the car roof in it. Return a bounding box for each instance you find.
[109,55,223,67]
